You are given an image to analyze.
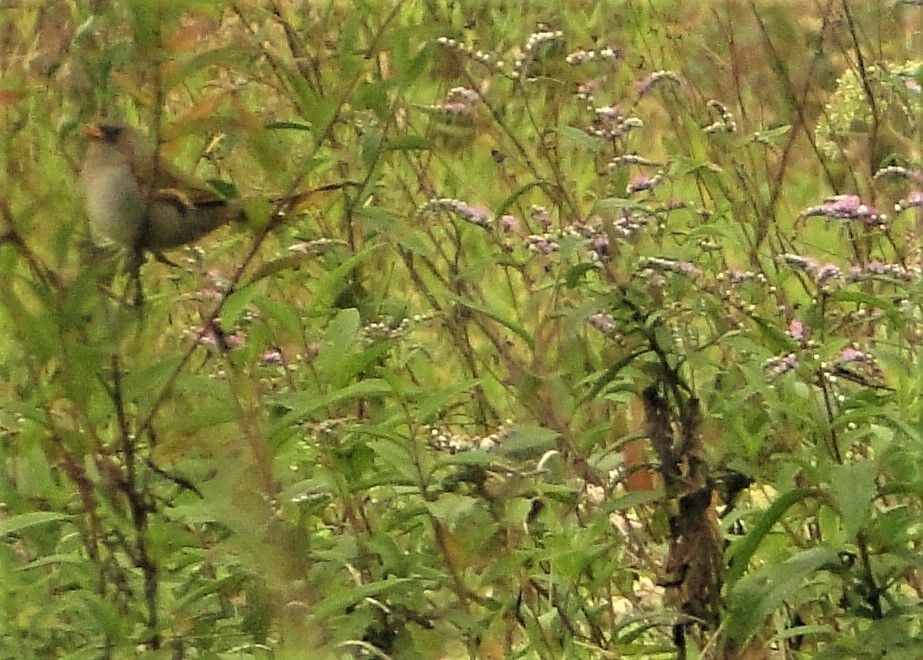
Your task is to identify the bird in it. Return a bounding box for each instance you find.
[79,123,344,251]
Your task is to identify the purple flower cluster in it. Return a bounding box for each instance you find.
[639,256,702,279]
[763,353,799,377]
[703,100,737,134]
[420,197,492,228]
[758,300,887,387]
[427,421,515,454]
[608,154,661,168]
[590,105,643,138]
[874,165,923,184]
[846,260,919,283]
[800,194,887,228]
[260,348,284,365]
[895,190,923,213]
[360,315,431,344]
[783,253,923,288]
[531,205,553,230]
[588,311,616,334]
[627,173,663,195]
[575,79,599,101]
[566,46,619,66]
[636,70,680,97]
[826,346,885,388]
[434,36,498,70]
[424,86,481,129]
[781,254,843,286]
[288,237,342,255]
[499,214,520,233]
[513,29,565,78]
[526,233,560,254]
[717,269,766,285]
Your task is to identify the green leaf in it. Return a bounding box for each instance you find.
[830,461,877,539]
[727,547,842,643]
[369,438,418,484]
[496,425,560,460]
[307,243,386,314]
[356,80,391,120]
[426,492,480,529]
[434,450,496,468]
[359,206,434,256]
[311,577,415,619]
[725,488,818,588]
[247,252,324,284]
[121,354,185,403]
[565,262,601,288]
[416,378,481,423]
[448,295,534,350]
[495,180,547,219]
[205,178,238,199]
[20,554,84,570]
[222,286,259,328]
[554,125,603,152]
[253,293,304,337]
[0,511,70,536]
[273,379,393,425]
[165,46,253,89]
[266,121,313,131]
[382,134,430,152]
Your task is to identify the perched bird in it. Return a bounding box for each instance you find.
[79,123,342,251]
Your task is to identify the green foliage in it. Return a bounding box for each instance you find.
[1,0,922,657]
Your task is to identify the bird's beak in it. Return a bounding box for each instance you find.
[83,123,103,139]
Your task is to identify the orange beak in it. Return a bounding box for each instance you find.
[83,123,103,139]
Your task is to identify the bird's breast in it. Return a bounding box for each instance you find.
[81,165,146,247]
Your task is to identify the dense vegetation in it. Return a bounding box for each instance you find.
[1,1,922,657]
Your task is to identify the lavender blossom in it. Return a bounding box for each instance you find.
[800,194,887,227]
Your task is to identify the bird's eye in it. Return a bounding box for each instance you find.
[100,125,123,141]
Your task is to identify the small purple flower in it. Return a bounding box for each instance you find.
[576,79,598,99]
[636,75,654,96]
[781,254,843,287]
[261,348,284,365]
[590,232,610,257]
[704,99,737,134]
[627,174,662,194]
[722,269,752,284]
[500,214,520,233]
[526,234,559,254]
[612,212,645,237]
[589,311,616,333]
[566,47,619,65]
[446,86,479,105]
[441,102,472,115]
[590,105,643,137]
[839,347,863,363]
[764,353,799,377]
[830,346,884,386]
[197,326,246,350]
[814,263,842,285]
[788,319,805,341]
[896,191,923,213]
[531,205,552,230]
